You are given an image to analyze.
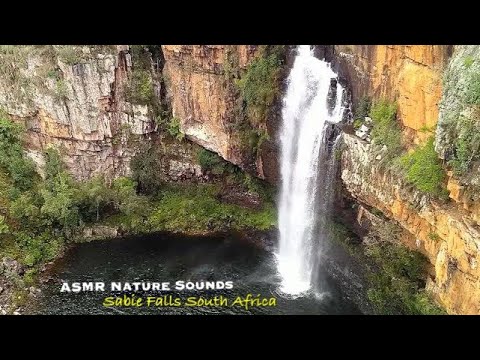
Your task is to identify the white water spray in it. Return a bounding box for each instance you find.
[277,45,345,295]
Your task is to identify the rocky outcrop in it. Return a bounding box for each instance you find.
[0,45,280,184]
[341,133,480,314]
[333,45,453,144]
[162,45,281,183]
[0,46,159,180]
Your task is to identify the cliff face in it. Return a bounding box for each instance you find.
[0,46,157,181]
[0,45,280,184]
[341,134,480,314]
[334,45,452,143]
[337,45,480,314]
[162,45,281,183]
[0,45,225,180]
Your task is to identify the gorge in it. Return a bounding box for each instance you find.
[0,45,479,315]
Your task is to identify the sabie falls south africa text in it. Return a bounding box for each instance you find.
[277,45,345,296]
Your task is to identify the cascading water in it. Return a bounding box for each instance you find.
[277,45,345,295]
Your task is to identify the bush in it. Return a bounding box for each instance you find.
[147,184,276,233]
[236,48,283,125]
[448,115,480,176]
[366,241,445,315]
[124,69,155,106]
[0,116,37,191]
[167,117,185,141]
[353,119,363,130]
[370,100,402,152]
[0,215,9,234]
[130,148,164,195]
[354,96,371,119]
[400,137,447,197]
[465,72,480,105]
[197,148,225,173]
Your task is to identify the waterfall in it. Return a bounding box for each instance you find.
[276,45,345,295]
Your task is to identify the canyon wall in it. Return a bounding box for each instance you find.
[337,45,480,314]
[341,133,479,314]
[334,45,453,144]
[0,45,281,184]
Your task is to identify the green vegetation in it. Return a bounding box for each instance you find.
[354,96,371,119]
[329,215,445,315]
[230,46,286,158]
[369,100,403,161]
[124,69,156,106]
[130,146,164,195]
[400,137,448,197]
[197,148,226,174]
[0,116,37,191]
[448,115,480,176]
[145,184,276,234]
[353,119,363,130]
[428,232,441,242]
[167,117,185,141]
[236,47,284,124]
[55,46,83,65]
[465,72,480,105]
[366,241,445,315]
[464,55,475,69]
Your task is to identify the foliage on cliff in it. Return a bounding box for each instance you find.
[400,137,448,197]
[236,46,285,125]
[366,241,445,315]
[369,100,403,162]
[228,46,287,158]
[437,46,480,184]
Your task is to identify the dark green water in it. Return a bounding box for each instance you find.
[31,233,362,314]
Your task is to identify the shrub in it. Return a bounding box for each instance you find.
[428,232,441,241]
[448,115,480,176]
[236,49,283,125]
[366,241,445,315]
[400,137,447,197]
[354,96,371,119]
[0,215,9,234]
[369,100,403,161]
[353,119,363,130]
[464,55,475,69]
[167,117,185,141]
[0,115,37,191]
[55,46,83,65]
[197,148,225,173]
[465,72,480,105]
[130,148,163,195]
[147,184,276,233]
[124,69,155,106]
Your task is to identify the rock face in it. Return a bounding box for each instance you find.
[162,45,281,183]
[0,46,158,181]
[0,45,280,183]
[436,45,480,189]
[333,45,453,143]
[341,133,480,314]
